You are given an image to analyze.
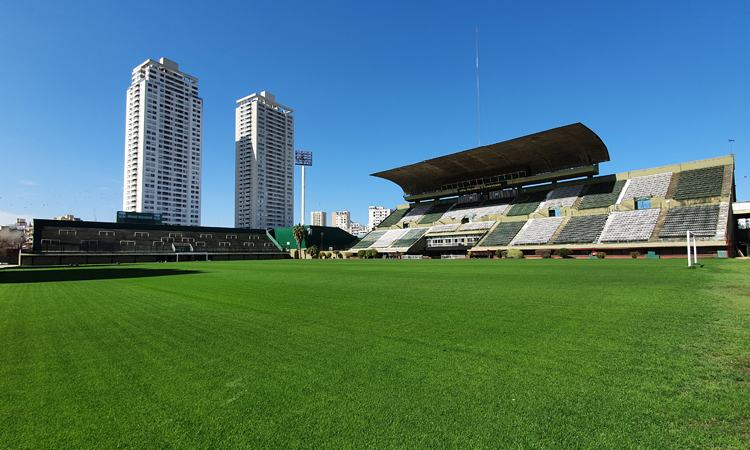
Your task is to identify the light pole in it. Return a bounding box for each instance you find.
[295,151,313,225]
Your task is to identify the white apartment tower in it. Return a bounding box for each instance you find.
[368,206,394,230]
[235,92,294,229]
[311,211,327,226]
[332,211,351,231]
[123,57,203,226]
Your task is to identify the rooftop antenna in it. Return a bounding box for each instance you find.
[729,139,735,154]
[476,27,481,146]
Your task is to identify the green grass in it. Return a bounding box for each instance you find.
[1,259,749,449]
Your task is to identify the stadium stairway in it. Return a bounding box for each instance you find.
[648,208,670,242]
[548,216,571,243]
[664,172,680,200]
[722,165,734,197]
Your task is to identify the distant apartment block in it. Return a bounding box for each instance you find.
[332,211,351,230]
[123,57,203,226]
[368,206,394,230]
[235,92,294,229]
[311,211,327,226]
[349,221,366,237]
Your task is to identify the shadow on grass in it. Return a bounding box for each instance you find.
[0,267,203,284]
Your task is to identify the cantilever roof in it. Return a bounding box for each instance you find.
[371,123,609,195]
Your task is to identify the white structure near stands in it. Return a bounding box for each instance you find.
[123,57,203,226]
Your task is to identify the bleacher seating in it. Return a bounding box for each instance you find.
[398,204,432,224]
[441,203,510,222]
[459,221,496,231]
[35,222,281,254]
[506,190,550,216]
[510,217,565,245]
[427,223,461,233]
[351,230,386,249]
[371,229,409,248]
[578,180,626,209]
[376,209,408,228]
[553,214,608,244]
[620,172,672,200]
[599,209,661,242]
[658,205,720,238]
[672,165,725,200]
[391,228,430,248]
[539,185,583,209]
[477,221,526,246]
[418,203,454,224]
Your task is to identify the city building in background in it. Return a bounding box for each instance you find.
[332,211,351,230]
[123,57,203,226]
[349,221,367,237]
[311,211,327,226]
[235,92,294,229]
[368,206,394,231]
[53,214,82,222]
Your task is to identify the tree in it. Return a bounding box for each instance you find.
[292,224,306,259]
[306,245,319,259]
[0,228,24,263]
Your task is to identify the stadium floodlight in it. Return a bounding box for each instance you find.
[295,151,313,225]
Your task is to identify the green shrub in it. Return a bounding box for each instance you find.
[507,249,524,259]
[366,249,379,259]
[306,245,319,259]
[554,248,573,258]
[597,251,607,259]
[357,249,366,258]
[630,251,640,259]
[495,249,503,258]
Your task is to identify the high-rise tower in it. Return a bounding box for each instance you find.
[235,92,294,229]
[123,57,203,226]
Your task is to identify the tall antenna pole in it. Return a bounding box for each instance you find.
[476,27,481,146]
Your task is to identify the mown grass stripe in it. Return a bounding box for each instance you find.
[0,259,748,448]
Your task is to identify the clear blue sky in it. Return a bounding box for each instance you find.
[1,0,748,227]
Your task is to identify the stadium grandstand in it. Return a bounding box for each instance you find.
[356,123,739,258]
[21,219,288,265]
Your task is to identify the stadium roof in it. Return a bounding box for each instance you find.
[371,123,609,196]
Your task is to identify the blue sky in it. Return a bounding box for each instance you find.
[1,1,748,227]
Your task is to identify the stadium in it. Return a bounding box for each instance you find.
[14,122,743,265]
[360,123,738,259]
[4,124,750,448]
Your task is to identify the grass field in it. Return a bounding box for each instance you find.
[1,258,749,449]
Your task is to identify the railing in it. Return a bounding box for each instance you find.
[35,243,283,254]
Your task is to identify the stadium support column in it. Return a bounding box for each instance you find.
[295,151,313,226]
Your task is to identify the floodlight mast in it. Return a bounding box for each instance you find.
[295,151,313,225]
